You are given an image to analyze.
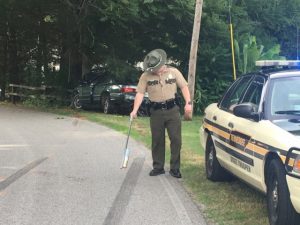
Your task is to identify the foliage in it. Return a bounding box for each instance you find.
[1,0,300,114]
[194,78,231,114]
[23,98,57,108]
[245,0,300,59]
[234,34,285,74]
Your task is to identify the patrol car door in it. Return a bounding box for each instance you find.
[213,75,253,171]
[226,75,265,188]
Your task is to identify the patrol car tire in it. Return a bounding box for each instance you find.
[205,135,232,181]
[266,159,298,225]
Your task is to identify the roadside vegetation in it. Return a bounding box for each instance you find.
[8,101,269,225]
[2,0,300,114]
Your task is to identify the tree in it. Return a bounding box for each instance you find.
[1,0,299,116]
[234,34,285,74]
[245,0,300,59]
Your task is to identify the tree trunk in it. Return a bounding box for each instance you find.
[41,21,49,84]
[185,0,203,120]
[36,21,43,86]
[8,25,19,85]
[0,21,9,100]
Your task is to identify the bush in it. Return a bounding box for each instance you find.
[193,78,231,114]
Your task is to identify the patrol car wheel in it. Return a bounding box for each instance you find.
[267,159,298,225]
[205,135,231,181]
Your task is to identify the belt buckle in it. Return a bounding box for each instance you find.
[161,103,167,110]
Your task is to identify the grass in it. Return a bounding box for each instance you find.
[5,102,270,225]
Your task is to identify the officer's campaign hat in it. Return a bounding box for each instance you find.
[143,49,167,73]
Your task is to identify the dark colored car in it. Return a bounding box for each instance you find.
[70,69,150,116]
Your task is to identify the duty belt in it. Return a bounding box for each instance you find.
[151,98,177,110]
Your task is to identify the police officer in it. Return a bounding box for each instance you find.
[130,49,192,178]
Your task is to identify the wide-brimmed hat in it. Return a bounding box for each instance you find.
[143,49,167,72]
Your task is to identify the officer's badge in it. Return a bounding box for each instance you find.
[166,73,176,84]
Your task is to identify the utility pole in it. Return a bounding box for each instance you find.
[185,0,203,120]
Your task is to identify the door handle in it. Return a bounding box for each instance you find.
[213,116,217,121]
[228,122,234,128]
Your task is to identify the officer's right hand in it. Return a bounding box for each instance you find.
[130,110,137,119]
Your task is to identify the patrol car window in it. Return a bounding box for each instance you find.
[269,77,300,117]
[241,76,265,112]
[220,75,252,111]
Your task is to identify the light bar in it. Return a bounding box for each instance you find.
[256,60,300,67]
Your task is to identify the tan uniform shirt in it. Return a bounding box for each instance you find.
[136,66,188,102]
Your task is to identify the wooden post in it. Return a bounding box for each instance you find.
[228,4,237,80]
[185,0,203,120]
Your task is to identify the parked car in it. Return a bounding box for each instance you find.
[200,60,300,225]
[70,69,150,116]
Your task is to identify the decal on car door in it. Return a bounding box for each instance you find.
[203,118,291,166]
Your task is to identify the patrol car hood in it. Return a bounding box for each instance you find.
[273,119,300,136]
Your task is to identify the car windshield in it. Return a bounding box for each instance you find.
[270,76,300,117]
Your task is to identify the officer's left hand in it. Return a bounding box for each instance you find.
[184,103,192,113]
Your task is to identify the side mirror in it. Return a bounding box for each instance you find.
[233,103,259,121]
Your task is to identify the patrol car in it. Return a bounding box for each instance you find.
[200,60,300,225]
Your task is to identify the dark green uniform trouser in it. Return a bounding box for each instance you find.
[150,105,181,170]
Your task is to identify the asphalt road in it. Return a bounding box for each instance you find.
[0,105,208,225]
